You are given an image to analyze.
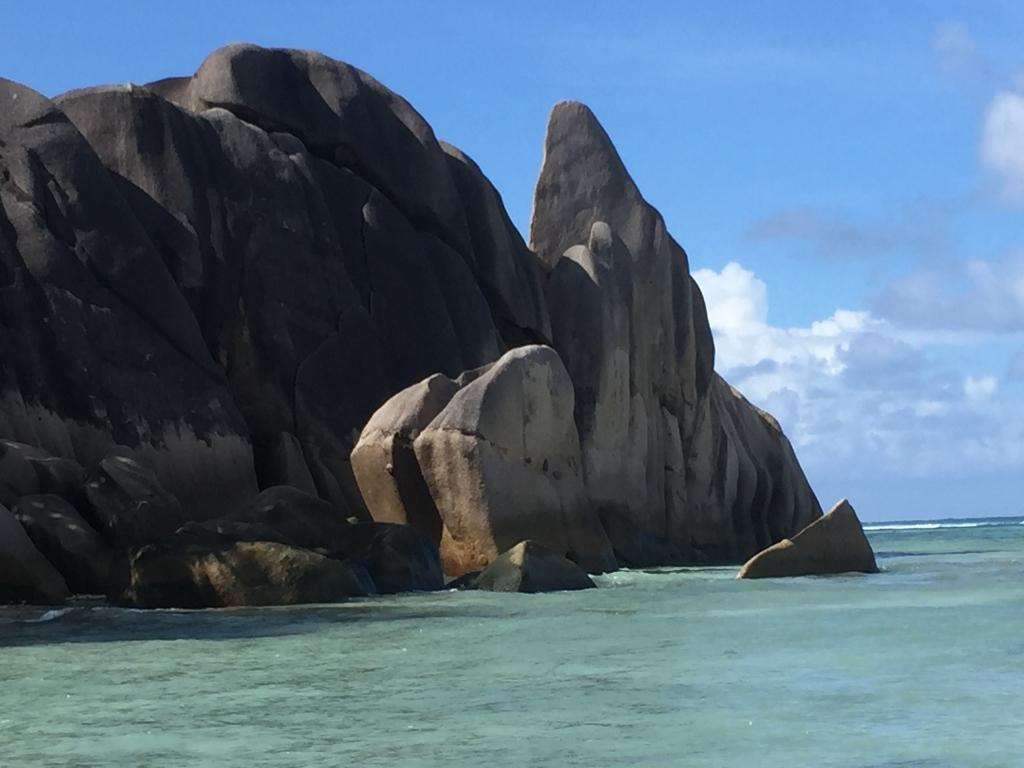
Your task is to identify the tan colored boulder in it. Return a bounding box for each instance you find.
[474,541,595,593]
[413,345,616,576]
[351,374,459,546]
[737,499,878,579]
[0,503,70,604]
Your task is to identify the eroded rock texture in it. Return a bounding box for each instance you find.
[532,102,821,566]
[1,44,822,603]
[412,345,616,576]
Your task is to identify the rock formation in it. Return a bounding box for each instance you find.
[471,541,597,593]
[412,345,616,576]
[351,373,459,545]
[0,504,70,604]
[0,44,824,604]
[533,102,821,566]
[128,529,377,609]
[12,494,122,596]
[737,499,878,578]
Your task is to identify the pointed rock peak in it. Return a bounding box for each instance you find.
[529,100,660,269]
[544,101,625,174]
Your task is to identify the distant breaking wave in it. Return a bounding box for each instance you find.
[864,519,1024,532]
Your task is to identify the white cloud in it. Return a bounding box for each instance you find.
[693,261,873,383]
[873,253,1024,333]
[964,375,998,401]
[692,261,1024,481]
[691,261,766,329]
[981,84,1024,203]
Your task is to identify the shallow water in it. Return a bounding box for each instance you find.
[2,518,1022,767]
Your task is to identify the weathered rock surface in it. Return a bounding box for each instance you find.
[198,487,443,594]
[201,485,352,552]
[532,101,821,565]
[0,503,70,604]
[252,432,318,496]
[12,494,124,596]
[737,499,878,579]
[0,440,86,507]
[326,522,444,594]
[351,374,459,546]
[128,527,377,608]
[0,45,827,603]
[412,345,616,576]
[0,77,258,523]
[474,541,596,593]
[0,441,46,504]
[84,450,185,549]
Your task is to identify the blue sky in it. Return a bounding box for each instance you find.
[4,2,1023,520]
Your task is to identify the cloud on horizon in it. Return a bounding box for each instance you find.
[692,261,1024,482]
[981,81,1024,204]
[872,252,1024,334]
[743,201,957,262]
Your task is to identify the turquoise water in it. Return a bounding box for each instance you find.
[2,518,1022,767]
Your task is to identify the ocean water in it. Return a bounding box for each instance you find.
[1,518,1022,767]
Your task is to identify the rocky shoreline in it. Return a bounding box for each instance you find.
[0,44,866,608]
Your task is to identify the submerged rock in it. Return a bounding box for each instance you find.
[473,540,596,593]
[737,499,879,579]
[0,504,70,605]
[128,528,376,608]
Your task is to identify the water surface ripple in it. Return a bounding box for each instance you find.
[2,519,1022,767]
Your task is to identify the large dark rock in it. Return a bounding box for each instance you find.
[327,522,444,594]
[12,494,124,596]
[0,503,69,604]
[84,450,185,549]
[474,540,596,593]
[0,45,828,604]
[737,499,879,578]
[252,432,318,496]
[128,527,376,608]
[0,440,46,505]
[0,440,89,508]
[198,486,442,593]
[440,143,551,346]
[51,47,542,518]
[531,101,821,565]
[0,77,258,523]
[202,485,352,552]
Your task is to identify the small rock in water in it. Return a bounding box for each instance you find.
[737,499,878,579]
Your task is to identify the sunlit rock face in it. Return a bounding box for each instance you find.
[1,45,821,604]
[531,101,821,565]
